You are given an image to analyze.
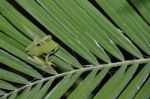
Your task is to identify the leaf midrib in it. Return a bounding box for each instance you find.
[2,58,150,98]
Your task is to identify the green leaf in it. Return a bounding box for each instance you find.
[68,68,110,99]
[119,63,150,98]
[45,72,82,99]
[105,64,139,98]
[0,90,5,96]
[16,86,31,99]
[49,56,74,71]
[135,78,150,99]
[16,0,99,65]
[131,0,150,24]
[0,0,45,39]
[94,65,127,99]
[56,48,82,68]
[0,68,29,84]
[0,49,42,79]
[25,82,43,99]
[76,0,143,58]
[0,80,16,90]
[0,33,28,61]
[0,15,31,46]
[8,92,17,99]
[0,0,150,98]
[96,0,150,55]
[36,0,111,63]
[56,0,124,60]
[33,79,54,99]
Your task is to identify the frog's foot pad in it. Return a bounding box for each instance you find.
[47,62,56,67]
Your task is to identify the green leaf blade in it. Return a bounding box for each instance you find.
[119,63,150,99]
[0,69,29,84]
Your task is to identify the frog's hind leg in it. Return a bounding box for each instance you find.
[27,56,45,66]
[25,35,40,51]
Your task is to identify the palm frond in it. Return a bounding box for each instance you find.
[0,0,150,98]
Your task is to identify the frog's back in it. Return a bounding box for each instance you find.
[28,39,59,56]
[29,46,46,56]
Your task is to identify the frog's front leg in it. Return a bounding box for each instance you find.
[44,45,59,67]
[45,52,56,67]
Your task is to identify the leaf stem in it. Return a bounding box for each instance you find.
[2,58,150,98]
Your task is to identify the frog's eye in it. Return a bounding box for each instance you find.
[37,43,41,46]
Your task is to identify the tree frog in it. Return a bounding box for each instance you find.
[26,35,59,68]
